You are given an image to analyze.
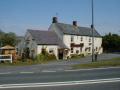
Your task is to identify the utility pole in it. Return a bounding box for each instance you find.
[0,42,2,54]
[91,0,94,62]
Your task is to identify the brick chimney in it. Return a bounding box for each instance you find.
[73,21,77,26]
[52,17,58,23]
[91,24,94,28]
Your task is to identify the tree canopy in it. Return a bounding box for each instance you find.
[0,30,17,47]
[102,33,120,52]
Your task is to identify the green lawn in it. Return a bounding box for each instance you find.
[0,59,56,66]
[73,57,120,69]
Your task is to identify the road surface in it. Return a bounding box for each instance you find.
[2,82,120,90]
[0,67,120,90]
[0,53,120,73]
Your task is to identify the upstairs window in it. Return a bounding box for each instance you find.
[89,37,91,42]
[81,36,83,41]
[71,36,74,42]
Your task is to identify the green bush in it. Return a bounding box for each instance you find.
[47,54,56,60]
[71,54,79,58]
[71,54,84,59]
[78,54,85,57]
[36,51,56,63]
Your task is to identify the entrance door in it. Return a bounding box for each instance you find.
[58,49,63,59]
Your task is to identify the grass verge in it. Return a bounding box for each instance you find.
[0,59,56,67]
[72,57,120,69]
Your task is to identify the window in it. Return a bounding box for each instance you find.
[71,47,73,53]
[76,50,79,54]
[85,48,87,51]
[41,48,46,55]
[88,47,91,52]
[71,36,74,42]
[49,48,54,54]
[81,36,83,41]
[80,47,82,52]
[89,43,92,46]
[89,37,91,42]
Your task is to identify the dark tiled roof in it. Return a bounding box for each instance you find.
[27,29,67,48]
[51,23,101,37]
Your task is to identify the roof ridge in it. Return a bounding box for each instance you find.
[57,22,91,29]
[27,29,48,32]
[52,23,101,37]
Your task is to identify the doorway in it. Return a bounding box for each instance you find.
[58,49,63,59]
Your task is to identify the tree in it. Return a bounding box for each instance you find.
[0,30,5,47]
[102,33,120,52]
[0,30,17,46]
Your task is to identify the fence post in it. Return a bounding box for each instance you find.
[10,54,12,63]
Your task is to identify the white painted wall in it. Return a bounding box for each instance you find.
[94,37,103,54]
[24,31,59,59]
[63,34,102,56]
[63,35,71,48]
[24,31,37,58]
[16,38,25,56]
[37,45,58,59]
[23,29,102,60]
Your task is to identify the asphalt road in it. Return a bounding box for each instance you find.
[0,67,120,90]
[4,82,120,90]
[0,53,120,90]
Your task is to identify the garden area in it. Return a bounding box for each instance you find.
[0,49,56,66]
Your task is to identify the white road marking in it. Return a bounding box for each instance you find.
[19,72,34,74]
[0,78,120,89]
[0,67,119,75]
[65,67,120,72]
[0,72,11,75]
[42,70,56,72]
[64,69,80,72]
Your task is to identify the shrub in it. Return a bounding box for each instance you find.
[71,54,79,58]
[71,54,84,59]
[47,54,56,61]
[78,54,85,57]
[36,50,56,63]
[36,53,45,62]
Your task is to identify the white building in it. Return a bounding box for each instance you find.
[24,30,67,59]
[22,17,102,59]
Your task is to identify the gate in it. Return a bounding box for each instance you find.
[0,54,12,63]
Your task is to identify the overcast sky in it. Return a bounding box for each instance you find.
[0,0,120,36]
